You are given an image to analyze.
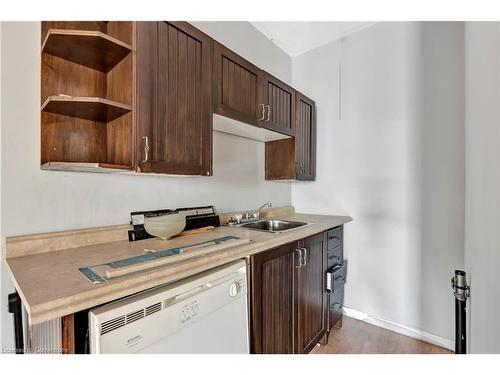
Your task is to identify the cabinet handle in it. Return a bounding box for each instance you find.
[258,104,265,121]
[265,105,271,122]
[329,236,340,241]
[142,136,150,164]
[295,248,303,268]
[302,247,308,267]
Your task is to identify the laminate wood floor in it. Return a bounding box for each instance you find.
[311,316,453,354]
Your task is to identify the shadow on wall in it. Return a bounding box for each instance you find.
[416,22,465,340]
[292,21,465,342]
[354,22,465,340]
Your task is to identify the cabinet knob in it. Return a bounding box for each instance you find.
[229,282,241,297]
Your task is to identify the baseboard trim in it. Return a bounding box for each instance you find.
[342,306,455,351]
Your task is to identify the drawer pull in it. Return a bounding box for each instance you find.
[329,236,340,241]
[326,265,346,293]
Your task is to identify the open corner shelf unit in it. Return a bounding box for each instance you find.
[41,21,135,174]
[41,29,132,73]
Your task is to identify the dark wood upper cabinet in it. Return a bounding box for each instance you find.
[295,232,328,354]
[265,91,316,181]
[295,92,316,180]
[213,41,261,126]
[136,21,213,176]
[250,232,328,354]
[213,43,296,138]
[250,242,297,354]
[40,21,317,179]
[259,72,296,136]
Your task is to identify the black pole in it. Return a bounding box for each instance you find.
[451,270,469,354]
[455,298,466,353]
[8,291,24,354]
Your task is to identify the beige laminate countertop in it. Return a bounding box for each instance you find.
[6,213,351,325]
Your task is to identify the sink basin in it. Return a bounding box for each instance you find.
[237,219,310,233]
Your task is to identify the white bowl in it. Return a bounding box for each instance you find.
[144,213,186,240]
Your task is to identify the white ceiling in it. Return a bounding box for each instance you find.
[251,22,375,57]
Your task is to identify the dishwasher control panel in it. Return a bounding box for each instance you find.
[176,273,247,328]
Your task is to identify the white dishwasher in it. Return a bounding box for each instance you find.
[89,259,249,354]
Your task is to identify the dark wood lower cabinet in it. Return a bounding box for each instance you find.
[61,314,75,354]
[250,231,328,354]
[250,242,296,354]
[295,232,328,353]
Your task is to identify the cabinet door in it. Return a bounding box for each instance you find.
[259,73,295,136]
[136,22,213,175]
[295,91,316,180]
[250,242,299,354]
[295,232,327,353]
[213,41,261,126]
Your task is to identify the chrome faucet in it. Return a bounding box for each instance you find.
[227,203,272,225]
[256,203,272,211]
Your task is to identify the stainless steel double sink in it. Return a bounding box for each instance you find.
[231,219,310,234]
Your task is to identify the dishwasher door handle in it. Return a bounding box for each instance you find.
[164,285,204,307]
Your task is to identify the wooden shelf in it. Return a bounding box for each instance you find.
[41,162,133,173]
[41,96,132,122]
[42,29,132,72]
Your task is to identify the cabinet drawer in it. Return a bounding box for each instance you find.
[327,246,343,268]
[327,226,343,250]
[328,285,344,329]
[330,285,344,311]
[326,263,346,293]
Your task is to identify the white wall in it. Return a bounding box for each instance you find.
[0,21,3,347]
[0,21,292,350]
[464,22,500,353]
[292,22,465,342]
